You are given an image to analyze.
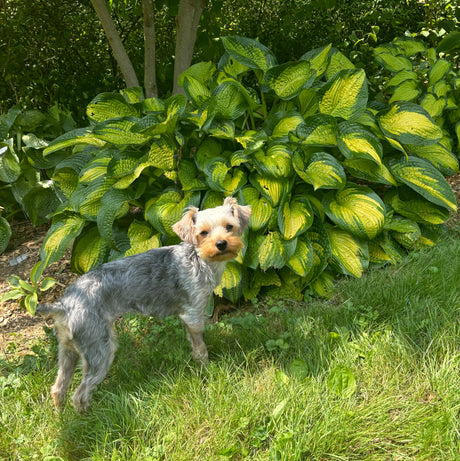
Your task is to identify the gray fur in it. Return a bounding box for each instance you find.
[37,198,251,411]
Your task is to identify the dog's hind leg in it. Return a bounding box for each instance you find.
[51,344,79,408]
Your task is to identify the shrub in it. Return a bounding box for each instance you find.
[29,36,459,304]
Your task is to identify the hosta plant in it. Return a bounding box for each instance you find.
[32,36,458,305]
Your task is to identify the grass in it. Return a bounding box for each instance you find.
[1,230,459,460]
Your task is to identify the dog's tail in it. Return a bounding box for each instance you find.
[36,302,65,317]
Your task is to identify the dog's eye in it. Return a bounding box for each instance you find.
[200,230,209,237]
[226,224,233,232]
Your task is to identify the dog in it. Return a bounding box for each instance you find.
[37,197,251,411]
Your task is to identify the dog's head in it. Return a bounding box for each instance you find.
[172,197,251,262]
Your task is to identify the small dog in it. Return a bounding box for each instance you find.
[37,197,251,411]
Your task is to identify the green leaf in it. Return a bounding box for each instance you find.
[249,173,290,206]
[0,216,12,254]
[24,292,38,316]
[1,288,25,302]
[436,31,460,53]
[389,80,420,104]
[338,122,383,165]
[40,277,57,291]
[420,94,446,119]
[211,79,254,120]
[388,156,457,211]
[287,237,314,277]
[253,144,293,178]
[328,364,356,397]
[259,232,289,270]
[304,221,332,284]
[377,102,442,146]
[21,182,62,226]
[125,221,161,257]
[70,226,110,274]
[238,187,273,231]
[148,136,176,170]
[300,44,332,78]
[178,61,216,87]
[204,161,247,194]
[327,227,369,278]
[178,159,207,191]
[92,117,150,145]
[325,48,355,80]
[221,36,277,72]
[214,262,245,303]
[318,69,368,121]
[343,158,397,186]
[264,61,314,100]
[87,92,139,123]
[278,195,314,240]
[405,142,459,176]
[0,143,21,183]
[43,127,106,155]
[271,113,304,139]
[374,51,412,72]
[293,114,337,146]
[323,184,386,240]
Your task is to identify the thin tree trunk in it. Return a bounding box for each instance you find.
[90,0,139,88]
[172,0,205,95]
[142,0,157,97]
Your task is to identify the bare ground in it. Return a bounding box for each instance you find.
[1,172,460,359]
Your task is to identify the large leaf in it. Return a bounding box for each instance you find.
[221,36,277,72]
[92,117,150,145]
[377,102,442,146]
[249,173,291,206]
[253,144,293,178]
[343,158,397,186]
[0,143,21,183]
[70,226,109,274]
[211,78,254,120]
[86,93,139,122]
[303,220,332,284]
[238,187,273,231]
[278,195,314,240]
[388,156,457,211]
[124,221,161,257]
[287,237,314,277]
[293,114,337,146]
[327,227,369,278]
[259,232,290,271]
[0,216,11,254]
[405,143,459,177]
[318,69,368,121]
[300,44,332,78]
[43,127,106,155]
[204,160,247,194]
[21,181,62,226]
[323,184,386,240]
[264,61,315,100]
[214,261,245,303]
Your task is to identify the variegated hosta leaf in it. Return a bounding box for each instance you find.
[388,217,422,250]
[43,127,106,155]
[405,143,459,177]
[235,129,268,151]
[0,216,12,255]
[211,79,253,120]
[148,136,176,170]
[388,156,457,211]
[40,212,85,267]
[253,144,293,178]
[325,48,355,80]
[125,221,161,257]
[21,182,62,226]
[264,61,314,100]
[207,120,235,139]
[107,151,143,178]
[318,69,368,121]
[201,191,225,209]
[428,59,451,86]
[389,80,420,104]
[243,268,281,300]
[221,36,277,72]
[384,187,450,224]
[271,113,304,139]
[337,122,383,166]
[300,44,332,79]
[178,159,207,191]
[249,173,291,206]
[178,61,216,87]
[327,227,369,278]
[145,191,200,237]
[244,232,266,269]
[181,76,212,107]
[293,151,346,190]
[377,102,442,146]
[287,237,314,277]
[368,235,404,265]
[97,188,133,250]
[92,117,150,145]
[195,139,224,171]
[214,261,246,303]
[0,144,21,182]
[259,232,290,270]
[87,93,139,123]
[239,187,273,231]
[420,94,446,119]
[323,185,386,240]
[343,158,397,186]
[292,114,337,146]
[71,226,109,274]
[264,267,303,301]
[278,195,314,240]
[298,89,318,118]
[204,161,247,194]
[310,271,335,298]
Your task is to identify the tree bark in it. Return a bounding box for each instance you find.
[142,0,158,97]
[172,0,206,95]
[90,0,139,88]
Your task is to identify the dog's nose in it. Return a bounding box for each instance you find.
[216,240,228,252]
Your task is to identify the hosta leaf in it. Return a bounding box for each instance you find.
[318,69,368,121]
[278,195,314,240]
[195,139,224,170]
[148,136,176,170]
[107,151,143,178]
[298,89,318,118]
[406,143,459,176]
[21,182,62,226]
[387,70,418,87]
[392,38,426,57]
[303,221,332,284]
[0,144,21,183]
[178,159,207,191]
[310,271,335,298]
[211,79,254,120]
[249,173,290,206]
[287,237,314,277]
[377,102,442,146]
[389,80,420,104]
[259,232,289,270]
[214,261,245,303]
[343,158,397,186]
[253,144,293,178]
[87,93,139,123]
[244,232,266,269]
[293,151,346,190]
[201,191,225,209]
[0,216,11,254]
[182,76,212,107]
[264,61,314,100]
[92,117,150,145]
[43,127,106,155]
[239,187,273,231]
[221,36,277,72]
[368,235,404,265]
[328,364,356,397]
[374,52,412,72]
[40,212,85,267]
[389,217,422,250]
[436,30,460,53]
[388,156,457,211]
[71,226,109,274]
[178,61,216,87]
[293,114,337,146]
[428,59,451,86]
[327,227,369,278]
[125,221,161,257]
[323,184,386,240]
[271,113,304,139]
[420,94,446,119]
[207,120,235,139]
[204,161,247,194]
[384,187,450,224]
[325,48,355,80]
[300,44,332,78]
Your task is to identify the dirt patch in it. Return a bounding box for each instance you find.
[1,172,460,359]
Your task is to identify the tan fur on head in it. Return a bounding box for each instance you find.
[172,206,199,244]
[223,197,252,233]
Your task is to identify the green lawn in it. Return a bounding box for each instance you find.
[1,230,459,460]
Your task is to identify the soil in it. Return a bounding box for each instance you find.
[1,172,460,359]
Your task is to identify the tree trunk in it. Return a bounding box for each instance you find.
[172,0,206,95]
[90,0,139,88]
[142,0,158,98]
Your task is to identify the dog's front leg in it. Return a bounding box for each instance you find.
[180,314,208,363]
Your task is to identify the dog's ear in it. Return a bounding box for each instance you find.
[172,207,198,244]
[224,197,252,232]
